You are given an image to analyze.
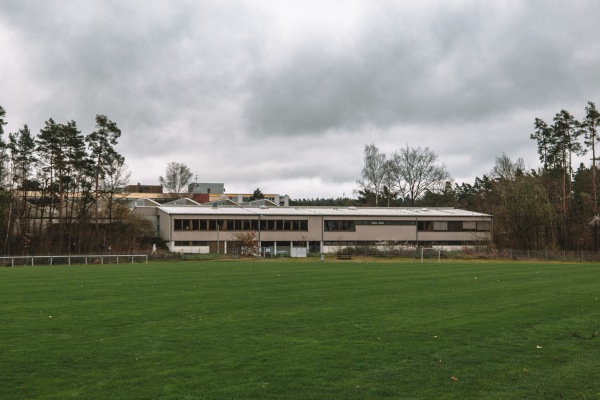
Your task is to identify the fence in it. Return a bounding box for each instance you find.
[489,248,600,263]
[412,248,600,262]
[338,245,600,263]
[2,249,600,266]
[0,254,148,267]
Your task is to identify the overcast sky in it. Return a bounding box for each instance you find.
[1,0,599,199]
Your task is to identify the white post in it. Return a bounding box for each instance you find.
[420,247,424,263]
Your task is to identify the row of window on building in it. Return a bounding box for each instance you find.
[173,240,482,247]
[323,220,490,232]
[173,219,491,232]
[174,219,308,231]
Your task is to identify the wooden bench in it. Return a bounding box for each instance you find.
[337,254,352,260]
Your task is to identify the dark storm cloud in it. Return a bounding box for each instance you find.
[0,0,261,153]
[1,0,599,198]
[244,1,600,136]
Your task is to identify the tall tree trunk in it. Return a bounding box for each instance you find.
[592,143,598,250]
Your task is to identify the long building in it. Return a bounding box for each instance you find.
[131,199,492,256]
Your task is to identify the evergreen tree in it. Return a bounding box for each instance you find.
[7,125,37,253]
[85,115,123,228]
[250,188,264,201]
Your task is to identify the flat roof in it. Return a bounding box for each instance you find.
[156,205,491,218]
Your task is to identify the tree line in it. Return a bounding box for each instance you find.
[2,100,598,254]
[0,106,154,255]
[295,101,600,251]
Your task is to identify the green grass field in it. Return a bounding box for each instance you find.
[1,258,599,399]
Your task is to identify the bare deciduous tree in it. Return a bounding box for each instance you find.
[231,230,258,256]
[490,153,525,181]
[390,145,450,206]
[357,144,386,206]
[159,162,193,194]
[100,159,131,224]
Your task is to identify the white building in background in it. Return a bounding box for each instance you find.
[188,182,289,206]
[131,200,492,256]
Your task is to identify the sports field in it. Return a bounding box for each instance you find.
[1,258,598,399]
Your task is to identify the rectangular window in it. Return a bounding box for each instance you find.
[433,222,448,231]
[462,221,476,230]
[355,220,416,226]
[174,241,209,246]
[417,221,433,231]
[324,220,355,232]
[448,221,463,231]
[174,219,183,230]
[192,220,199,230]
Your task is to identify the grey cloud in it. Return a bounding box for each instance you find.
[243,1,600,137]
[2,1,599,198]
[1,1,259,137]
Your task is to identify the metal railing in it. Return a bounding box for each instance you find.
[0,254,148,267]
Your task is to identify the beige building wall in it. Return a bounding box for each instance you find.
[150,206,492,254]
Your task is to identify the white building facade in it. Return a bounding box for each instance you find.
[132,202,492,256]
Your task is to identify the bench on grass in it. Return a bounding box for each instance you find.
[337,254,352,260]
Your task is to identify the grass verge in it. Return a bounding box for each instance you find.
[1,259,599,399]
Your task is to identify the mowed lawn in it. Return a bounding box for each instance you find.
[0,259,599,399]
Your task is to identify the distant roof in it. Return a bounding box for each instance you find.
[121,193,181,200]
[246,199,279,207]
[162,198,202,206]
[200,199,240,207]
[127,198,162,207]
